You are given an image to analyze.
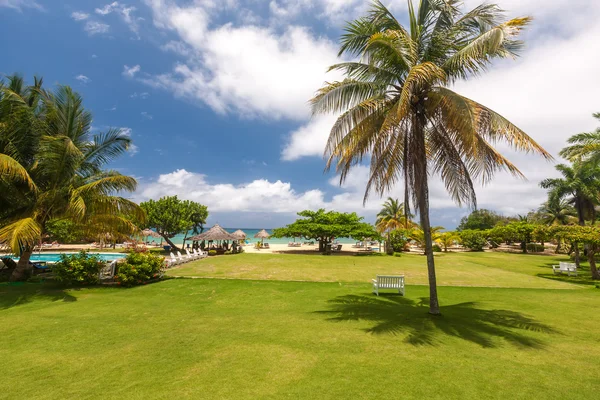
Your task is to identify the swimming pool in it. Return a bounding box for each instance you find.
[11,253,127,263]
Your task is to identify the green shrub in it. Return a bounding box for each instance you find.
[459,230,487,251]
[526,243,545,252]
[432,244,442,252]
[53,251,104,285]
[114,252,164,287]
[389,229,410,252]
[224,250,233,255]
[208,250,217,256]
[393,252,402,257]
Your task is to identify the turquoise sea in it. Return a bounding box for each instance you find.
[145,228,360,246]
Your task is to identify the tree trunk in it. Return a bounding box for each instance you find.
[10,248,33,282]
[521,241,527,254]
[318,238,325,252]
[574,242,581,269]
[414,111,440,315]
[161,234,179,251]
[386,232,393,255]
[588,244,600,280]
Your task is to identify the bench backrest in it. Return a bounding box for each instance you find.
[559,262,576,271]
[377,275,405,286]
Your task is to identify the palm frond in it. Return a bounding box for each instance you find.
[0,217,41,254]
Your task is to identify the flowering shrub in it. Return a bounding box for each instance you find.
[53,251,104,285]
[114,252,164,287]
[115,253,164,287]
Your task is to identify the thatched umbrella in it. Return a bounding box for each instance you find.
[141,228,162,245]
[254,229,270,244]
[189,224,237,242]
[231,229,247,241]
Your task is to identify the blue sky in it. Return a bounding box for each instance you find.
[2,0,599,228]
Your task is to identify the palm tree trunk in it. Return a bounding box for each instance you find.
[161,235,179,251]
[414,113,440,315]
[555,237,562,253]
[10,248,33,281]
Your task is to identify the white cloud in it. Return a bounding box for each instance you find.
[0,0,42,11]
[96,1,142,36]
[91,54,98,59]
[141,2,342,120]
[282,115,336,161]
[84,21,110,35]
[71,11,89,21]
[141,111,153,120]
[120,127,133,136]
[75,74,91,84]
[122,64,141,78]
[160,40,192,57]
[128,143,139,156]
[130,92,150,99]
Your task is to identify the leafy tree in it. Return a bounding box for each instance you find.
[0,78,143,281]
[459,230,488,251]
[457,209,505,231]
[139,196,208,251]
[272,209,379,253]
[45,219,81,244]
[549,225,600,279]
[311,0,550,314]
[559,113,600,163]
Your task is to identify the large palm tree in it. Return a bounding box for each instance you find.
[311,0,551,314]
[376,197,414,254]
[537,195,576,227]
[0,79,144,281]
[559,113,600,163]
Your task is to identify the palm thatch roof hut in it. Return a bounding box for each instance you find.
[254,229,270,243]
[189,224,237,241]
[231,229,247,240]
[141,229,161,238]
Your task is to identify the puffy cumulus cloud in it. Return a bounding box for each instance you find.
[140,20,341,119]
[281,115,336,161]
[136,169,327,213]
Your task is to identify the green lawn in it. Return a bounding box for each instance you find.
[1,278,599,399]
[168,251,591,289]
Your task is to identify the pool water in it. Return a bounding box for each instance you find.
[12,253,127,263]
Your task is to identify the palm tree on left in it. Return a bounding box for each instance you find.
[0,76,144,281]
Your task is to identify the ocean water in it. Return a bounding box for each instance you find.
[144,228,362,246]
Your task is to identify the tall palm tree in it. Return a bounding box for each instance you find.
[311,0,551,314]
[537,195,576,253]
[540,162,600,268]
[540,163,600,226]
[559,113,600,163]
[0,80,144,281]
[376,197,414,254]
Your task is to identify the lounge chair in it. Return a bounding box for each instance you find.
[98,261,117,280]
[167,252,180,267]
[263,243,270,249]
[169,252,182,265]
[177,251,192,263]
[194,249,207,258]
[186,249,200,260]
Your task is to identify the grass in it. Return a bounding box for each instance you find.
[2,251,599,398]
[168,251,593,289]
[1,278,599,399]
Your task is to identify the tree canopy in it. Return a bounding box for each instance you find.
[0,75,143,281]
[272,209,379,252]
[140,196,208,250]
[457,209,506,231]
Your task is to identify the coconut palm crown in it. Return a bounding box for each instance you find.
[311,0,551,314]
[0,77,144,280]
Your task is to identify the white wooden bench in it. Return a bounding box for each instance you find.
[552,262,577,276]
[372,275,405,296]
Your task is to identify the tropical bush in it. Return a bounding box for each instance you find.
[53,251,104,285]
[526,243,545,252]
[432,244,442,252]
[389,229,410,252]
[459,230,487,252]
[208,250,217,256]
[114,252,164,287]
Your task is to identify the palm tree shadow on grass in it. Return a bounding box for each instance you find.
[317,294,558,348]
[0,283,77,310]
